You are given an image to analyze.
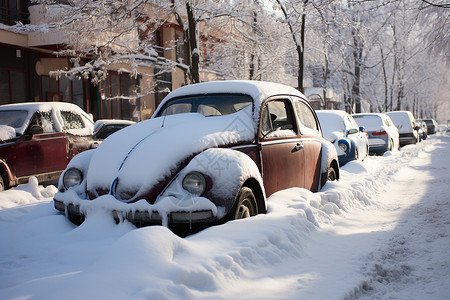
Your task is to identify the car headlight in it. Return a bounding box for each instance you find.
[338,140,350,152]
[63,168,83,189]
[182,172,206,195]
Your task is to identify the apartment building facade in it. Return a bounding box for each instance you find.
[0,1,189,121]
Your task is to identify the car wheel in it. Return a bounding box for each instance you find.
[227,187,257,221]
[327,166,337,182]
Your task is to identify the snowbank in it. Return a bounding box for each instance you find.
[0,135,449,300]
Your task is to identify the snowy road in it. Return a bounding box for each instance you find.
[0,134,449,300]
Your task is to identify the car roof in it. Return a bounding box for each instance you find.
[0,102,85,112]
[155,80,306,115]
[316,110,349,117]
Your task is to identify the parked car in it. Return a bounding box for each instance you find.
[54,80,340,230]
[415,119,428,141]
[352,113,399,154]
[316,110,369,166]
[0,102,95,191]
[422,119,437,135]
[385,111,419,146]
[93,119,136,140]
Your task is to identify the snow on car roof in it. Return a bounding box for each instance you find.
[0,102,89,113]
[385,111,415,133]
[155,80,306,116]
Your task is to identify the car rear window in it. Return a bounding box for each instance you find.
[353,115,383,130]
[157,94,252,117]
[0,110,28,129]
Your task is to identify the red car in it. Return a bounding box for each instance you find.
[0,102,95,191]
[54,81,339,229]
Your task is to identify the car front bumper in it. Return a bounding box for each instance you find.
[54,195,218,227]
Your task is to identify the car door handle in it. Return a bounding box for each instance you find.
[293,143,304,152]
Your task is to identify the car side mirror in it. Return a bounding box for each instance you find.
[359,126,365,132]
[348,128,358,134]
[30,125,44,135]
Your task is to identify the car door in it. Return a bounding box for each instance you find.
[292,98,322,191]
[60,110,95,159]
[14,111,68,179]
[258,98,305,197]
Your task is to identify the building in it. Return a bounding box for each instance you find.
[0,1,190,121]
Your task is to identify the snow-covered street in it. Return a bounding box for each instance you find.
[0,133,449,300]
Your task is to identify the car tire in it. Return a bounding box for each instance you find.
[327,166,337,182]
[227,187,257,221]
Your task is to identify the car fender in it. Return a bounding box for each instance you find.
[0,159,14,188]
[163,148,266,218]
[320,139,340,189]
[57,149,96,194]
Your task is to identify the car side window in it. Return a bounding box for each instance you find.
[28,112,55,133]
[260,100,297,138]
[60,111,85,131]
[294,100,319,132]
[344,116,358,131]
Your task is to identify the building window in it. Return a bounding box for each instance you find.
[154,67,172,108]
[0,69,27,104]
[175,30,185,63]
[41,75,86,110]
[0,0,30,25]
[100,72,139,121]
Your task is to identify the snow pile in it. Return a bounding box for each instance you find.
[0,135,449,300]
[0,177,57,210]
[0,125,16,141]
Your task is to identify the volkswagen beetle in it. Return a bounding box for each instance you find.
[53,81,339,229]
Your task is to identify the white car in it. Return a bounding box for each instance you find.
[352,113,399,154]
[385,111,419,147]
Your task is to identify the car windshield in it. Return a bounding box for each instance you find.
[94,124,130,139]
[156,94,253,117]
[353,115,383,130]
[0,110,28,129]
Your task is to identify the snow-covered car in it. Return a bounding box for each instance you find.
[385,111,419,147]
[53,80,340,229]
[0,102,95,191]
[93,119,135,142]
[422,119,437,135]
[316,110,369,166]
[415,119,428,141]
[352,113,399,154]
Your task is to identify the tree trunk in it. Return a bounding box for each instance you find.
[380,48,389,111]
[352,33,362,113]
[186,1,200,83]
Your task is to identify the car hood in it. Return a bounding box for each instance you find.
[86,106,255,202]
